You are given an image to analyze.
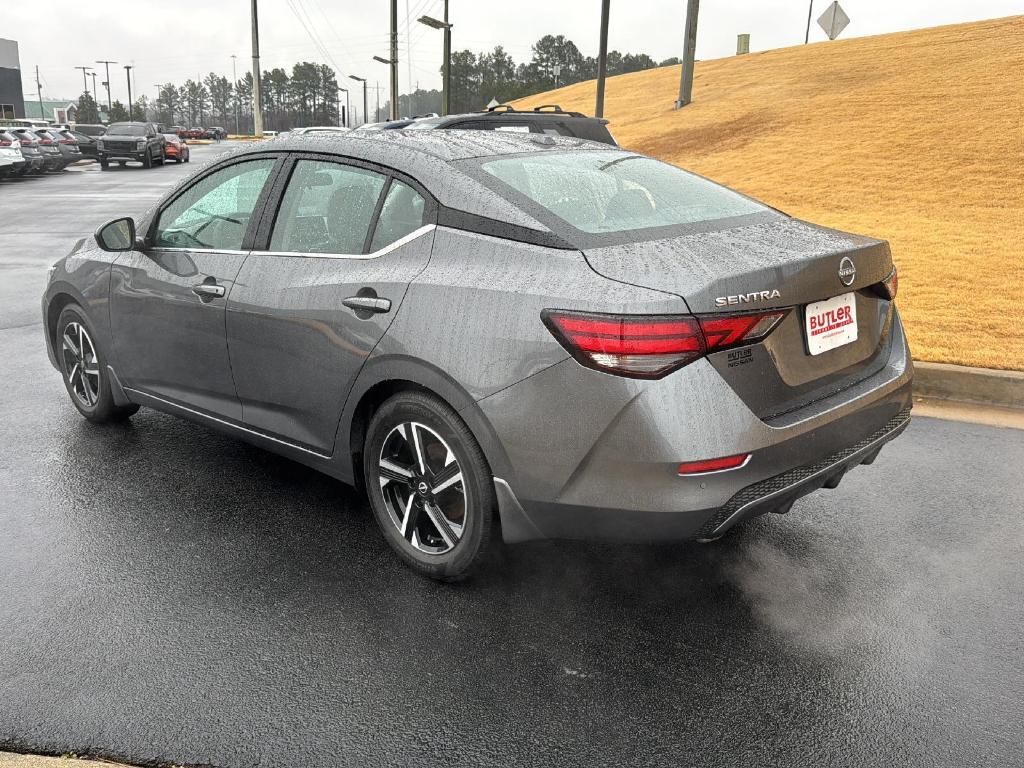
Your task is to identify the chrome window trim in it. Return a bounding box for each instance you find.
[250,223,435,260]
[146,247,251,256]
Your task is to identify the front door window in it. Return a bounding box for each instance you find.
[154,158,276,250]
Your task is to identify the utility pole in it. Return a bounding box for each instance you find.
[375,81,382,122]
[124,65,134,121]
[230,54,240,136]
[674,0,700,109]
[405,0,414,117]
[595,0,610,118]
[349,75,367,127]
[804,1,815,43]
[74,66,92,97]
[418,2,451,116]
[90,71,99,107]
[389,0,399,120]
[251,0,264,136]
[95,60,116,111]
[35,66,43,123]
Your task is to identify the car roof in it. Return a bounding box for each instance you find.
[257,128,602,162]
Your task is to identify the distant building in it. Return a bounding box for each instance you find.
[23,99,79,123]
[0,39,25,119]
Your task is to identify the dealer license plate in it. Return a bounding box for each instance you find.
[805,292,858,355]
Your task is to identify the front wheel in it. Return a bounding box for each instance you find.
[142,150,152,169]
[56,305,139,423]
[363,391,496,581]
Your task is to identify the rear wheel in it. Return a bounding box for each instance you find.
[363,391,495,581]
[56,305,139,424]
[118,161,126,168]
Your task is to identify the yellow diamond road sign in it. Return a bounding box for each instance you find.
[817,1,850,41]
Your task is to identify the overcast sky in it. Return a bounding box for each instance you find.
[6,0,1021,104]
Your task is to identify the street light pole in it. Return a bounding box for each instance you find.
[231,54,240,136]
[417,5,452,116]
[124,65,134,121]
[251,0,264,136]
[339,86,350,127]
[96,60,116,112]
[349,75,367,127]
[804,1,815,44]
[595,0,610,118]
[674,0,700,109]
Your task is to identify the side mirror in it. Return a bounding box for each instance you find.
[95,217,136,252]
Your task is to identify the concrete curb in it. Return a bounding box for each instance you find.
[913,361,1024,409]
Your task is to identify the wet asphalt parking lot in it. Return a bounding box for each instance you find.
[1,147,1023,767]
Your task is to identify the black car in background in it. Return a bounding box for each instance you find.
[71,130,100,158]
[73,124,107,138]
[96,122,167,169]
[398,105,618,145]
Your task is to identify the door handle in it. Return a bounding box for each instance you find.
[192,282,226,299]
[343,296,391,314]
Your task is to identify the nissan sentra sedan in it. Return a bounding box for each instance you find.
[42,131,912,580]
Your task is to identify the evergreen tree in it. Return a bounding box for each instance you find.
[76,92,100,123]
[108,100,129,122]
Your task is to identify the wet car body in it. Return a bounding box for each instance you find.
[41,131,912,578]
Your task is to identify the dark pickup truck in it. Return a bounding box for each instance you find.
[97,122,166,169]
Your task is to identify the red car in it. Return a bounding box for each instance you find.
[162,134,190,163]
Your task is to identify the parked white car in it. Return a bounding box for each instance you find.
[0,133,26,178]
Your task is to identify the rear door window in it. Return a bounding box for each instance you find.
[269,159,386,254]
[370,180,426,251]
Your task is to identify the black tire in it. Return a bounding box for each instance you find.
[175,155,182,164]
[363,391,496,581]
[118,161,126,167]
[184,152,190,163]
[99,160,109,170]
[55,305,139,424]
[142,150,153,169]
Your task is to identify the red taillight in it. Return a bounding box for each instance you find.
[59,138,76,145]
[698,310,788,352]
[0,139,10,147]
[543,308,788,379]
[677,453,751,476]
[542,311,705,378]
[875,266,898,301]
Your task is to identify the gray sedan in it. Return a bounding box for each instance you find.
[41,131,912,580]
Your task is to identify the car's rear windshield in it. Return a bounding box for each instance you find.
[106,124,147,136]
[479,150,768,234]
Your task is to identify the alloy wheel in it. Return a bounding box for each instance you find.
[61,321,100,408]
[377,422,466,554]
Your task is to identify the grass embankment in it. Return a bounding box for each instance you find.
[513,16,1024,370]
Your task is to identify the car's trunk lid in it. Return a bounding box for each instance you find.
[582,217,897,419]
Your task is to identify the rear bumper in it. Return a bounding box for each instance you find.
[484,308,914,544]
